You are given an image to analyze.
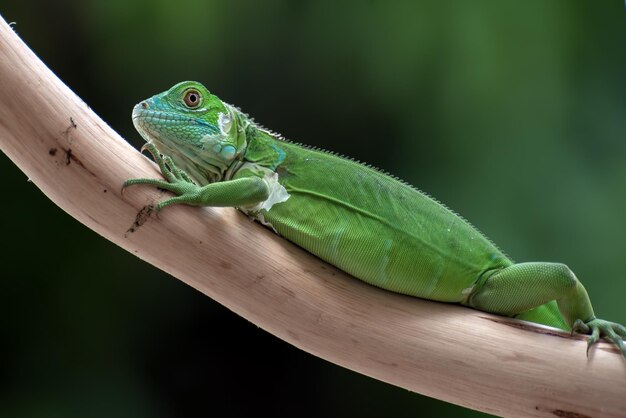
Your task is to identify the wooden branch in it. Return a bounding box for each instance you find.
[0,15,624,418]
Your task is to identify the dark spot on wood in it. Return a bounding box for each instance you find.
[279,285,296,299]
[126,205,154,235]
[63,117,78,137]
[245,274,265,288]
[367,356,399,368]
[48,148,57,156]
[552,410,592,418]
[60,118,79,164]
[219,260,232,270]
[61,147,96,176]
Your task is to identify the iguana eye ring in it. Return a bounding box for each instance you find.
[183,89,202,108]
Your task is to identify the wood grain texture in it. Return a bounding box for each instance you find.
[0,16,624,418]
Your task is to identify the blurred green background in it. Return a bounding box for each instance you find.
[1,1,625,417]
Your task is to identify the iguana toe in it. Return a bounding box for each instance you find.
[574,318,626,358]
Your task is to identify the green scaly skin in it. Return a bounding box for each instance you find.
[123,81,626,358]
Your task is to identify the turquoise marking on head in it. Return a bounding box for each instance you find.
[132,81,247,183]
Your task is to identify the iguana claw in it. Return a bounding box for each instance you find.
[123,143,203,212]
[572,318,626,358]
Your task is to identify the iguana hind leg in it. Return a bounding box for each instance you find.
[468,262,626,357]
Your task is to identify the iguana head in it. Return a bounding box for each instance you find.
[132,81,247,184]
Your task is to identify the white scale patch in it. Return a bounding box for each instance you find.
[255,170,290,212]
[218,112,232,135]
[238,163,290,231]
[460,286,475,305]
[461,286,474,296]
[256,212,278,234]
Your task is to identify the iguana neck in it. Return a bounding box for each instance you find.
[239,121,288,173]
[194,104,251,184]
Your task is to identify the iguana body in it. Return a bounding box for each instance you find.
[124,81,626,356]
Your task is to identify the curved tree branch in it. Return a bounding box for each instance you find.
[0,16,624,418]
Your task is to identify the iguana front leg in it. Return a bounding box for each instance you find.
[123,143,269,211]
[468,262,626,357]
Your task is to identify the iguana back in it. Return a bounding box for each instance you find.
[246,132,511,303]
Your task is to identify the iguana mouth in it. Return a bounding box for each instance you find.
[133,106,219,133]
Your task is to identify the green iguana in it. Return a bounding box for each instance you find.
[123,81,626,357]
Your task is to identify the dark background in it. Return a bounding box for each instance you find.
[2,1,625,417]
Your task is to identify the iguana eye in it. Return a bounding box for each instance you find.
[183,89,202,108]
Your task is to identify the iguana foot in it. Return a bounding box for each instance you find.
[122,143,202,211]
[572,318,626,358]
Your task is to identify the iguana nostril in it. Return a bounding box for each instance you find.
[140,101,149,109]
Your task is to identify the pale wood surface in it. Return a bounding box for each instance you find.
[1,16,625,418]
